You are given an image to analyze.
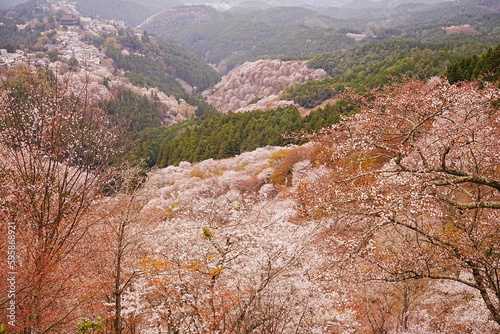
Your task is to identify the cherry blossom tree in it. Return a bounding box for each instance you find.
[116,152,357,333]
[0,68,119,333]
[295,78,500,330]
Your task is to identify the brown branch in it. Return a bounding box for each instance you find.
[434,174,500,192]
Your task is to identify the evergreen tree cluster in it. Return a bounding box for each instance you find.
[138,0,499,72]
[309,39,491,80]
[0,16,45,48]
[283,79,344,108]
[105,45,183,95]
[118,40,498,169]
[153,101,355,167]
[285,39,492,108]
[105,33,220,96]
[447,44,500,84]
[107,90,163,135]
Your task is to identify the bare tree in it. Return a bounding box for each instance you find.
[100,167,148,334]
[0,68,119,333]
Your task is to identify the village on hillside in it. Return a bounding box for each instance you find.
[0,1,126,70]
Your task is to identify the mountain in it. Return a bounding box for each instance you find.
[0,0,182,26]
[0,0,26,10]
[317,0,500,27]
[341,0,444,9]
[233,6,340,27]
[138,5,352,71]
[182,0,449,9]
[3,0,500,332]
[137,0,499,72]
[0,0,456,14]
[138,5,223,30]
[73,0,183,27]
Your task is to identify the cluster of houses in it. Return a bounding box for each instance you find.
[0,11,125,71]
[59,13,125,31]
[54,29,103,69]
[0,49,32,67]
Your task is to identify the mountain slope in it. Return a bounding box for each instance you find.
[138,5,348,70]
[74,0,182,27]
[203,59,328,113]
[139,0,499,72]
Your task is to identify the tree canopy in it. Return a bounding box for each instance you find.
[294,78,500,329]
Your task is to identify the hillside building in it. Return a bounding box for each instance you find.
[60,14,77,26]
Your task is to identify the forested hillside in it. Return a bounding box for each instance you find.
[103,33,220,95]
[284,39,492,107]
[203,59,328,113]
[155,101,355,167]
[447,43,500,83]
[138,5,360,71]
[75,0,183,27]
[138,0,499,71]
[3,68,499,334]
[1,0,500,333]
[123,42,499,168]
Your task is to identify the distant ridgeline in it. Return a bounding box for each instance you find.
[2,0,498,170]
[137,0,500,72]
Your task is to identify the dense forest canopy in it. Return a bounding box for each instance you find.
[282,39,493,107]
[139,0,499,71]
[155,101,355,167]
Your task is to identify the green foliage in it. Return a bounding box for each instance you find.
[124,71,184,97]
[105,34,220,95]
[301,100,356,131]
[124,127,169,167]
[183,95,218,118]
[124,117,203,167]
[182,19,289,66]
[310,39,490,78]
[155,106,303,167]
[152,100,356,167]
[105,44,184,96]
[447,44,500,84]
[0,16,43,48]
[73,0,180,27]
[284,39,494,107]
[104,90,217,168]
[107,90,162,134]
[224,28,360,72]
[68,56,79,71]
[46,49,60,62]
[141,6,353,71]
[0,0,57,21]
[283,79,344,108]
[76,318,105,334]
[137,0,498,72]
[202,226,215,240]
[394,0,500,39]
[124,98,356,168]
[157,39,221,92]
[237,6,338,27]
[119,94,216,169]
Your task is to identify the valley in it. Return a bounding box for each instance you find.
[0,0,499,333]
